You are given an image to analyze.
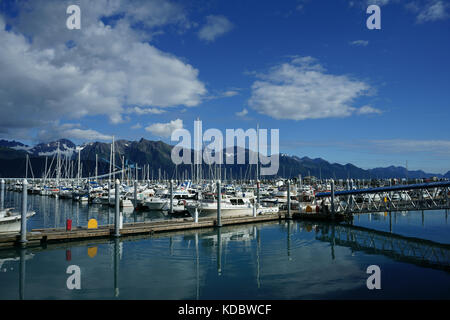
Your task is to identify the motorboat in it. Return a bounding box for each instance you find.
[0,208,36,233]
[186,194,254,218]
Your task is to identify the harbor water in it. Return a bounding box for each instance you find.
[0,191,449,299]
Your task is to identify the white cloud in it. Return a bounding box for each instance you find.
[127,107,166,115]
[198,15,233,42]
[37,123,112,142]
[248,56,372,120]
[131,123,143,130]
[367,0,391,5]
[356,0,449,23]
[349,40,369,47]
[0,0,206,138]
[417,1,449,22]
[356,105,383,115]
[235,108,249,117]
[145,119,183,138]
[222,90,239,97]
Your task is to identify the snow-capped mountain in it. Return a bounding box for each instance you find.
[29,139,78,157]
[0,139,79,157]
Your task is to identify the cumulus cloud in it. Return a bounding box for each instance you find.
[353,0,449,23]
[349,40,369,46]
[198,15,233,42]
[37,123,112,142]
[0,0,206,138]
[222,90,239,97]
[131,123,143,130]
[126,107,166,115]
[356,105,383,115]
[248,56,372,120]
[145,119,183,138]
[417,1,449,22]
[235,108,249,117]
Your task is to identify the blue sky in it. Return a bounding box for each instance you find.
[0,0,449,173]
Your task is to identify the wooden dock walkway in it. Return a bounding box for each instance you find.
[0,212,296,249]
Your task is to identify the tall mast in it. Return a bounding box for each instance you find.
[121,156,125,182]
[44,156,48,182]
[112,136,115,179]
[56,142,60,185]
[256,123,259,182]
[109,137,113,183]
[25,154,29,180]
[77,147,81,184]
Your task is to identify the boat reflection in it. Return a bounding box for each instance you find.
[0,216,448,300]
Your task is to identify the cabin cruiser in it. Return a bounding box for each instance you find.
[186,194,254,218]
[144,189,194,212]
[0,208,35,233]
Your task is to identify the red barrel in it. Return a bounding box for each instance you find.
[66,219,72,231]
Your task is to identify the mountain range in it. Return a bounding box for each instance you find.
[0,138,448,180]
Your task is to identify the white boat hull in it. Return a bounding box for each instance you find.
[0,211,35,234]
[187,205,253,218]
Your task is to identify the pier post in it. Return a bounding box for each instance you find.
[134,180,138,209]
[194,207,198,223]
[216,180,222,227]
[217,228,222,275]
[287,180,291,218]
[20,179,28,245]
[253,202,256,217]
[114,179,120,237]
[169,180,173,214]
[0,179,4,210]
[331,179,335,219]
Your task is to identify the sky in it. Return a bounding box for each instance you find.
[0,0,449,173]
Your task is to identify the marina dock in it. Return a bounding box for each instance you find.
[0,212,291,248]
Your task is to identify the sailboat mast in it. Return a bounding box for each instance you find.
[56,142,60,185]
[256,123,259,182]
[25,154,29,180]
[109,138,113,183]
[112,136,115,180]
[77,147,81,184]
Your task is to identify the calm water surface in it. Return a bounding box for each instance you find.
[0,191,449,299]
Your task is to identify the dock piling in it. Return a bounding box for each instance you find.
[0,179,4,210]
[287,180,291,218]
[114,179,120,237]
[194,207,198,223]
[216,180,222,227]
[20,179,28,245]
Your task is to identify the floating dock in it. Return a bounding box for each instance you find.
[0,211,318,248]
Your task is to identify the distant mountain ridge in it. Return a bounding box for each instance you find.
[0,138,446,179]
